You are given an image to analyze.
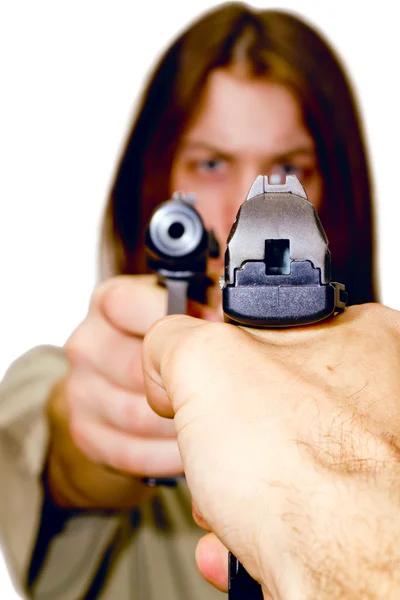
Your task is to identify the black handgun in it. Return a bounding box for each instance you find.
[220,174,347,598]
[143,191,219,487]
[145,191,219,314]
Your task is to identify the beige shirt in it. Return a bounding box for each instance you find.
[0,346,225,599]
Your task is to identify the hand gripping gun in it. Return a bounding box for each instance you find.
[220,174,348,598]
[144,177,347,596]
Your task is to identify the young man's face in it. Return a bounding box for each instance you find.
[170,68,322,284]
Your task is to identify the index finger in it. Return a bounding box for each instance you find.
[95,275,167,337]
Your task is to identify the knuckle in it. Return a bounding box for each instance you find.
[101,279,127,314]
[110,437,157,476]
[69,418,98,463]
[69,414,88,448]
[126,354,145,391]
[99,276,140,325]
[89,278,121,309]
[356,302,381,320]
[349,302,400,342]
[111,445,138,474]
[64,372,88,413]
[64,327,90,365]
[121,397,142,429]
[168,322,226,370]
[351,302,390,325]
[124,398,152,435]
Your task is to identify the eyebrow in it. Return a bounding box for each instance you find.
[178,140,316,161]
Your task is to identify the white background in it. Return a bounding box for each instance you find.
[0,1,398,595]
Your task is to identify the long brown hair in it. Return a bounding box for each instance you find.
[101,2,377,305]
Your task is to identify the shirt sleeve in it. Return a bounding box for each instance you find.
[0,346,121,599]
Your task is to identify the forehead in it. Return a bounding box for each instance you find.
[182,69,313,154]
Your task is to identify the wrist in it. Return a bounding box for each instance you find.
[46,425,153,509]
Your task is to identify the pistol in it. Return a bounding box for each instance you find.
[145,191,219,314]
[220,174,347,598]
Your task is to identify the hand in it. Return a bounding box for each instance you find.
[47,275,180,508]
[142,303,400,598]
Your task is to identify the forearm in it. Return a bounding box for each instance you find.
[262,470,400,599]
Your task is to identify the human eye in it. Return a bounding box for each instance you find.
[272,163,304,178]
[270,161,318,184]
[195,157,228,175]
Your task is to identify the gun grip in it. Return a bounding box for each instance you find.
[229,552,263,599]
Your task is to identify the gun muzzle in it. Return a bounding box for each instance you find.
[145,192,217,275]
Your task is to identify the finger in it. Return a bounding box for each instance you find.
[66,368,176,438]
[195,533,229,592]
[69,418,183,476]
[66,313,144,391]
[99,275,167,336]
[142,314,209,418]
[143,315,252,419]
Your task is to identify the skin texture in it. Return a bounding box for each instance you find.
[47,276,177,507]
[46,275,222,507]
[47,71,321,508]
[142,305,400,598]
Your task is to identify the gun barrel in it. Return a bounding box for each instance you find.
[148,193,205,258]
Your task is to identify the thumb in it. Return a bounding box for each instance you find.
[141,314,207,418]
[142,314,245,419]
